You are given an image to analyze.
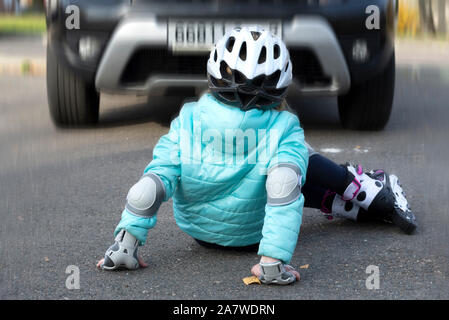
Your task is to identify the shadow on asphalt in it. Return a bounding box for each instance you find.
[91,64,447,132]
[98,96,184,128]
[95,92,343,131]
[289,95,342,131]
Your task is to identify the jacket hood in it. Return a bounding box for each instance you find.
[197,93,274,131]
[195,93,277,159]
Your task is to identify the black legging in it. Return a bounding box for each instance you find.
[194,238,259,252]
[302,154,348,209]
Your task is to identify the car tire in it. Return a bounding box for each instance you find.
[46,45,100,127]
[338,53,395,131]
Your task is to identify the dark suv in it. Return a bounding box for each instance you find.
[46,0,398,130]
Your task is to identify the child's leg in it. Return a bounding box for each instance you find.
[306,152,391,214]
[304,148,417,233]
[305,152,348,195]
[302,184,362,222]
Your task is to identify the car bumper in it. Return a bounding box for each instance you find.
[95,13,351,95]
[43,0,393,95]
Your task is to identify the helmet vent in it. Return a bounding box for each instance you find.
[274,44,280,59]
[251,31,261,41]
[258,46,267,64]
[226,37,236,52]
[239,42,247,61]
[214,49,218,62]
[220,61,232,81]
[234,70,246,85]
[210,76,229,88]
[284,61,289,71]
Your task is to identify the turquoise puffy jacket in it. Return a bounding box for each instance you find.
[115,93,309,263]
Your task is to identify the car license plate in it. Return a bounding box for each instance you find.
[168,20,282,53]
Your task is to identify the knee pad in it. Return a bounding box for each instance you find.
[125,172,165,218]
[266,163,302,206]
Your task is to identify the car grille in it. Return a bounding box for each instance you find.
[289,49,331,86]
[120,47,329,87]
[120,48,209,85]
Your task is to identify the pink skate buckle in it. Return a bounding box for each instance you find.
[342,179,361,201]
[321,190,336,215]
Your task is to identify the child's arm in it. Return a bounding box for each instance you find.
[98,110,185,270]
[255,114,309,283]
[112,114,183,246]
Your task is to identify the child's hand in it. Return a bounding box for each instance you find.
[97,230,147,271]
[96,256,148,269]
[251,263,300,280]
[251,256,300,285]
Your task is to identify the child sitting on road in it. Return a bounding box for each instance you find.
[97,27,416,285]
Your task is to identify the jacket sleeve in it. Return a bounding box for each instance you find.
[114,113,183,245]
[143,114,182,200]
[257,113,309,264]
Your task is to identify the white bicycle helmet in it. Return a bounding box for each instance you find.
[207,26,293,110]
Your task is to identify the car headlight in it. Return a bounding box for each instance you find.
[79,37,102,62]
[352,39,370,63]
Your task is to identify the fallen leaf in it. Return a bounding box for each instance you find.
[44,257,49,262]
[300,264,309,269]
[242,276,261,285]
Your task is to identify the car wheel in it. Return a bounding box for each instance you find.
[46,45,99,127]
[338,53,395,131]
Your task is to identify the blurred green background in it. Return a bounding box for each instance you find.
[0,0,45,34]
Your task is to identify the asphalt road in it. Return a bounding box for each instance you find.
[1,43,449,300]
[0,34,46,60]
